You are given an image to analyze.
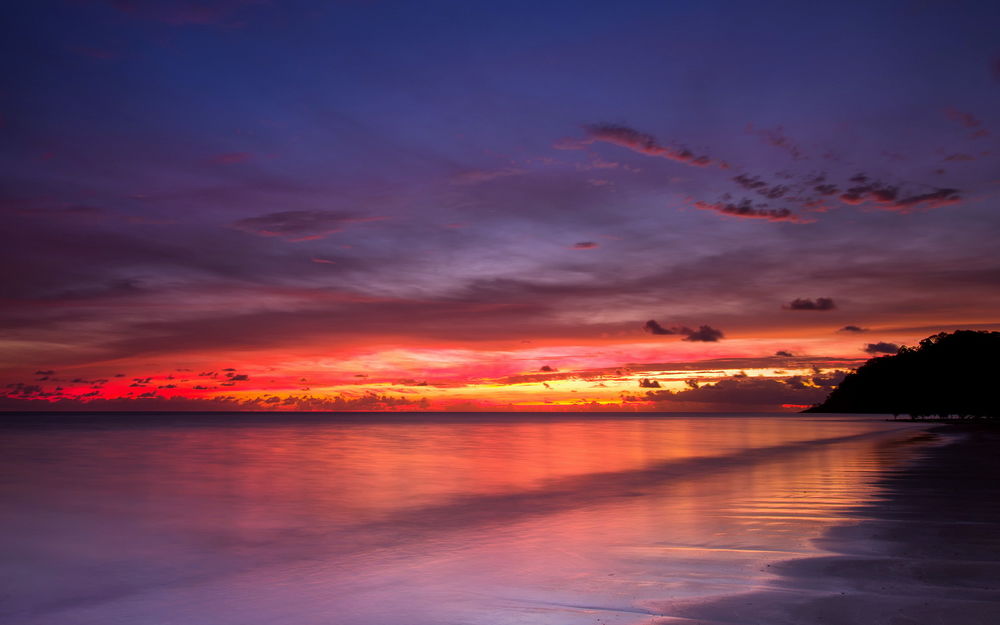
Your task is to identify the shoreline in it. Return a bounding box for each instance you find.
[650,423,1000,624]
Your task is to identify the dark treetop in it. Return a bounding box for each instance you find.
[805,330,1000,418]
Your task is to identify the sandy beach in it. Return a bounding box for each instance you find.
[655,424,1000,624]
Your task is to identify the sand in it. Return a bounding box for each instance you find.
[647,424,1000,625]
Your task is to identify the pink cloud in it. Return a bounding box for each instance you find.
[838,179,960,212]
[563,123,717,168]
[693,199,810,223]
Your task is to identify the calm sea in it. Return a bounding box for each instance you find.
[0,412,930,624]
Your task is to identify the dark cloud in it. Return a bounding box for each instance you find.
[581,123,715,167]
[732,175,790,199]
[231,211,386,241]
[774,350,793,357]
[717,168,963,219]
[838,181,960,212]
[839,325,869,333]
[643,320,724,342]
[34,370,55,375]
[539,365,556,372]
[784,297,836,311]
[638,378,661,388]
[643,319,674,335]
[229,374,249,381]
[683,325,724,342]
[732,174,769,191]
[571,241,598,249]
[639,375,832,409]
[693,199,806,223]
[863,341,900,354]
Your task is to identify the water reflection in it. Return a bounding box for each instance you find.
[0,414,928,624]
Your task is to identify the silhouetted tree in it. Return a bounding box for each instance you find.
[804,330,999,418]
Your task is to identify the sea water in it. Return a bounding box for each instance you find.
[0,413,929,625]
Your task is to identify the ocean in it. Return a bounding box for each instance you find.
[0,412,932,624]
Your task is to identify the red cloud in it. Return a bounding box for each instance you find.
[580,123,716,168]
[693,199,810,223]
[838,180,960,212]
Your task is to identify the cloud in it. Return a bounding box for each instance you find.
[0,392,428,412]
[839,325,869,333]
[944,108,982,129]
[732,175,790,199]
[643,320,724,342]
[643,319,674,335]
[639,375,833,409]
[638,378,661,388]
[774,350,793,357]
[693,199,807,223]
[784,297,836,311]
[683,325,724,342]
[34,370,55,375]
[232,211,386,241]
[579,123,716,167]
[210,152,254,165]
[451,168,524,184]
[745,124,804,159]
[838,180,960,212]
[571,241,598,249]
[864,341,900,354]
[229,374,249,381]
[539,365,556,372]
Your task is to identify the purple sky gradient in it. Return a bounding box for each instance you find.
[2,0,999,410]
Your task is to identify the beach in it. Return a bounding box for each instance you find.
[658,424,1000,624]
[1,414,997,624]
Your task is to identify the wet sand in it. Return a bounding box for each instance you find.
[652,424,1000,624]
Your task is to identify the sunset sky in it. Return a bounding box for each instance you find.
[2,0,999,412]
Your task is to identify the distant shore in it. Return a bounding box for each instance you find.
[652,423,1000,624]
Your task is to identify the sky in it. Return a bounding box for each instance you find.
[2,0,999,412]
